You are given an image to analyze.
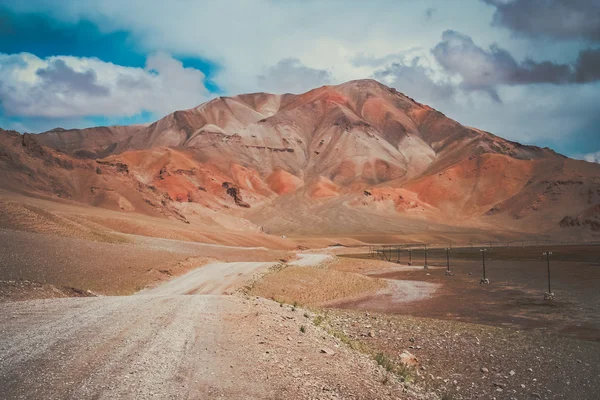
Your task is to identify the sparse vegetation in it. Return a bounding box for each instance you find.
[374,352,394,372]
[327,327,365,352]
[313,313,416,385]
[300,325,306,333]
[395,362,416,383]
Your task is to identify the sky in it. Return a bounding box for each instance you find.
[0,0,598,161]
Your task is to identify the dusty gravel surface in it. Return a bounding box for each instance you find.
[0,259,433,400]
[139,261,277,295]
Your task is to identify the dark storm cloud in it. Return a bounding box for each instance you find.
[36,59,109,96]
[432,30,599,101]
[482,0,600,42]
[575,48,600,82]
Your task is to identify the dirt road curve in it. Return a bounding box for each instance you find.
[0,257,406,400]
[138,261,276,295]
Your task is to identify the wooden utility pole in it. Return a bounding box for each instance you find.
[445,248,453,276]
[543,251,555,300]
[480,248,489,284]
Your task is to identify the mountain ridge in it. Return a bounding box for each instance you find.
[1,79,599,241]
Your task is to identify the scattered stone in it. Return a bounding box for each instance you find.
[320,348,335,356]
[509,370,516,376]
[481,367,489,374]
[399,351,418,368]
[368,330,375,338]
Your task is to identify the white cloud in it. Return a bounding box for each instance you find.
[0,52,209,118]
[1,0,501,95]
[583,152,600,163]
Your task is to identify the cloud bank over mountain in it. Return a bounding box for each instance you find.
[0,0,598,158]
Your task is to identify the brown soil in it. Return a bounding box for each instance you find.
[0,228,291,297]
[0,280,94,303]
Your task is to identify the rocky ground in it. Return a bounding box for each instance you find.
[246,253,600,399]
[321,310,600,400]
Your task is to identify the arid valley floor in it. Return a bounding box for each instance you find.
[1,215,599,399]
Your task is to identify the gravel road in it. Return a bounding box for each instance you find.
[138,261,276,295]
[0,260,277,400]
[0,257,414,400]
[0,295,270,399]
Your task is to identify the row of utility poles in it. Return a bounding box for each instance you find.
[370,245,555,300]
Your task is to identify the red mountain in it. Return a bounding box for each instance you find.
[2,79,599,244]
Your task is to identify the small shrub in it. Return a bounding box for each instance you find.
[373,352,415,383]
[396,363,415,383]
[374,353,394,372]
[312,315,324,326]
[300,325,306,333]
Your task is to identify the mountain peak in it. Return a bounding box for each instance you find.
[1,79,599,239]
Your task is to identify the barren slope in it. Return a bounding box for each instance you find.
[2,79,599,241]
